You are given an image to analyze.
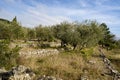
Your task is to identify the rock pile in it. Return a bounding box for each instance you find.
[0,65,35,80]
[37,75,62,80]
[0,65,63,80]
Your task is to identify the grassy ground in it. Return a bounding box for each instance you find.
[3,40,120,79]
[18,48,113,80]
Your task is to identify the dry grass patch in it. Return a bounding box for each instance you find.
[17,49,112,80]
[34,52,84,80]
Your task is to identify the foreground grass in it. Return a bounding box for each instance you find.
[17,49,112,80]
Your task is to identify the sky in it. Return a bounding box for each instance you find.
[0,0,120,38]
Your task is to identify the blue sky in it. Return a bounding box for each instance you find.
[0,0,120,38]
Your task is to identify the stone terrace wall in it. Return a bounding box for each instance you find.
[19,49,59,58]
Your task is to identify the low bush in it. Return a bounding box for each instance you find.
[0,40,20,69]
[81,47,94,60]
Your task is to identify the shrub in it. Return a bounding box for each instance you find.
[81,48,94,60]
[0,40,20,69]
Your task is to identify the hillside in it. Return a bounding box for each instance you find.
[1,0,120,79]
[0,41,120,80]
[0,18,120,80]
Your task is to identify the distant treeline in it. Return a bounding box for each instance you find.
[0,17,120,50]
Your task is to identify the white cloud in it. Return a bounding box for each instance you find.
[0,0,72,27]
[94,0,109,6]
[0,9,14,21]
[4,0,16,3]
[77,0,89,7]
[0,0,118,27]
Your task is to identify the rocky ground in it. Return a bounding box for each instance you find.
[0,65,63,80]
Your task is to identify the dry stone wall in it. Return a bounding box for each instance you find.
[99,49,120,80]
[19,49,59,58]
